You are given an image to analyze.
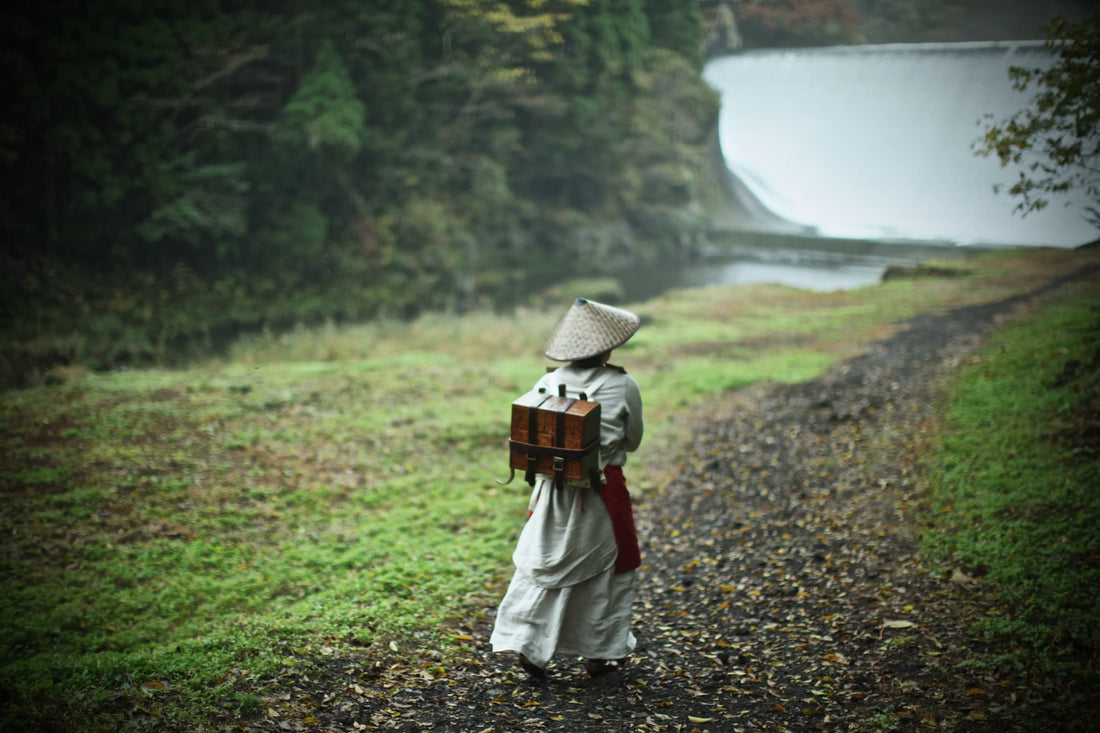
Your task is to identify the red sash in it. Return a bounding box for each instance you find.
[602,465,641,574]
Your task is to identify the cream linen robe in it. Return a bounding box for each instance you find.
[490,365,642,668]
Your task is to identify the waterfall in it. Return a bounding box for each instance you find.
[703,42,1099,248]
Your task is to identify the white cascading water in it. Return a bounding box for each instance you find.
[704,42,1100,248]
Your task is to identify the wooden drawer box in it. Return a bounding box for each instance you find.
[509,387,601,486]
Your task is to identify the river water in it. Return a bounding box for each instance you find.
[619,255,886,297]
[613,231,995,300]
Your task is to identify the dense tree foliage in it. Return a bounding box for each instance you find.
[707,0,1095,51]
[2,0,720,354]
[731,0,861,47]
[976,17,1100,229]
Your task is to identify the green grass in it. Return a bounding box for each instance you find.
[922,280,1100,682]
[1,246,1097,731]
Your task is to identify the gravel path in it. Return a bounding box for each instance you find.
[272,265,1098,732]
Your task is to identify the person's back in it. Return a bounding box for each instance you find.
[532,363,642,471]
[490,299,645,682]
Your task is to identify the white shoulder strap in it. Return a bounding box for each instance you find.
[584,368,617,399]
[554,366,617,401]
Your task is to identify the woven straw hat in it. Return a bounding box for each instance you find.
[544,298,641,362]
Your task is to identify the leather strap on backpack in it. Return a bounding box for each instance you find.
[553,384,573,490]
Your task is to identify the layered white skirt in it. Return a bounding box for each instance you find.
[489,477,637,668]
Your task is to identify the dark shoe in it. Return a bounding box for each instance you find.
[584,659,611,678]
[519,654,546,681]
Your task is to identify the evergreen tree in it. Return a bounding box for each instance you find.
[644,0,704,68]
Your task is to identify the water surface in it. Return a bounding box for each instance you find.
[615,233,992,300]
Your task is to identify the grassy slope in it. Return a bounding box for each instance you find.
[1,247,1096,731]
[921,276,1100,686]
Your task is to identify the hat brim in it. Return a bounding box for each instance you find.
[543,298,641,362]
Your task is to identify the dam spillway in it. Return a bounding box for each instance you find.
[703,42,1100,248]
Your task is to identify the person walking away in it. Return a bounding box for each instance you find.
[490,298,645,682]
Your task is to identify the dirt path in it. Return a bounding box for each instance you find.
[270,268,1098,732]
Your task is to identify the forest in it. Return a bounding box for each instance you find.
[2,0,725,382]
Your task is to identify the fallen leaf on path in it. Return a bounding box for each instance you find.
[882,620,916,629]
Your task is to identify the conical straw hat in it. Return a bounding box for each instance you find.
[543,298,641,362]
